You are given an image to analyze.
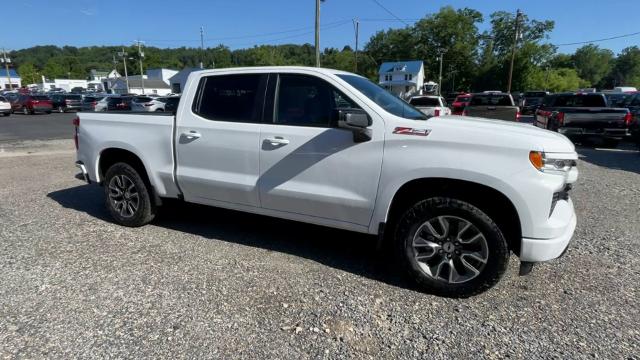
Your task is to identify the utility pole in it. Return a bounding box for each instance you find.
[117,48,130,93]
[199,26,204,69]
[315,0,321,67]
[353,18,359,73]
[134,40,145,94]
[449,65,457,93]
[507,9,523,94]
[437,49,444,96]
[1,48,12,90]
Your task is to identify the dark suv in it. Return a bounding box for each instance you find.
[107,96,133,111]
[50,94,83,113]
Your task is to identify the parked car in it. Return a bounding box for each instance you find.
[51,94,83,113]
[624,93,640,148]
[12,94,53,114]
[520,96,544,115]
[81,95,107,112]
[450,93,471,115]
[74,67,579,297]
[106,96,133,111]
[0,95,11,116]
[162,96,180,113]
[408,95,451,117]
[534,92,631,147]
[462,93,520,121]
[131,96,181,112]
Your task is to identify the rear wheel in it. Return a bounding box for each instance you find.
[395,197,509,298]
[22,107,28,115]
[58,106,64,113]
[104,162,156,227]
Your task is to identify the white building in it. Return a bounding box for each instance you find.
[38,78,89,92]
[109,76,171,95]
[146,68,178,85]
[378,61,425,98]
[169,68,200,94]
[0,69,21,90]
[89,69,120,92]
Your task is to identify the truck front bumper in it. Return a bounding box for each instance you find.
[520,203,576,262]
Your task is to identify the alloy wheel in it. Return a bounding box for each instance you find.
[411,215,489,284]
[108,174,140,218]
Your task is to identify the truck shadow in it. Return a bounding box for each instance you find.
[47,185,412,291]
[576,143,640,175]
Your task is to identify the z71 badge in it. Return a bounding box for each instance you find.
[392,127,431,136]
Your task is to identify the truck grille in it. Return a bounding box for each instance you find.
[550,184,572,217]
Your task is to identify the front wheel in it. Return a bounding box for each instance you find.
[22,107,29,115]
[104,162,156,227]
[395,197,509,298]
[58,106,64,113]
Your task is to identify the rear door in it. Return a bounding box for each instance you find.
[175,72,267,207]
[257,73,383,227]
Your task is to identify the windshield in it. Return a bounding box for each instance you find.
[524,97,543,106]
[454,96,470,103]
[470,94,513,106]
[337,74,427,120]
[553,94,606,107]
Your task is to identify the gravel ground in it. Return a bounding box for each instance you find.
[0,140,638,359]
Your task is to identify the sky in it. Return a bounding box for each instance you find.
[5,0,640,54]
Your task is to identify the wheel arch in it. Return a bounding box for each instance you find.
[96,147,162,206]
[383,177,523,256]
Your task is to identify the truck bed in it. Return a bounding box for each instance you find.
[76,111,181,197]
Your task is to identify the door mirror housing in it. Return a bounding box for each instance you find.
[335,108,372,142]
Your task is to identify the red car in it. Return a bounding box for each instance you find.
[451,93,471,115]
[12,94,53,114]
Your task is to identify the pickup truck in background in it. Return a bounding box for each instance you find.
[534,92,632,147]
[408,95,451,118]
[74,66,579,297]
[625,93,640,147]
[462,92,520,121]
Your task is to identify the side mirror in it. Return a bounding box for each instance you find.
[336,108,372,142]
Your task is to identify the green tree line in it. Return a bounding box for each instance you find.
[8,6,640,92]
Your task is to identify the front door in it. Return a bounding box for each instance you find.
[258,73,384,226]
[175,73,267,207]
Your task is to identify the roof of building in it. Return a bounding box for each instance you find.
[1,69,20,78]
[379,61,424,74]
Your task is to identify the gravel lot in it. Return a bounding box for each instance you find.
[0,139,638,358]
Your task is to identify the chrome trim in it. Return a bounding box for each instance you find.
[75,161,90,183]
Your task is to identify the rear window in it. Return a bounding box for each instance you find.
[32,95,50,100]
[470,95,513,106]
[524,91,547,98]
[409,97,440,107]
[83,96,104,102]
[134,96,153,103]
[455,96,470,103]
[524,97,542,106]
[65,95,82,100]
[552,94,607,107]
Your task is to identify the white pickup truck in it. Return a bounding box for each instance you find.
[74,66,579,297]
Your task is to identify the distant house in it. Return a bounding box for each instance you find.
[169,68,201,94]
[378,61,425,98]
[89,69,120,92]
[110,76,171,95]
[0,68,21,90]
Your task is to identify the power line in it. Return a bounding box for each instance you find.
[369,0,409,26]
[553,31,640,46]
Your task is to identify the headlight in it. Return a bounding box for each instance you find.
[529,151,577,173]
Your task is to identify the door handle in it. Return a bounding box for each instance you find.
[182,131,201,140]
[265,137,290,146]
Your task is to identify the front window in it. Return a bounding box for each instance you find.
[338,74,427,120]
[409,97,440,107]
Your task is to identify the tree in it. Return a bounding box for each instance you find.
[572,44,613,86]
[18,62,39,85]
[528,67,588,92]
[611,46,640,87]
[42,59,66,80]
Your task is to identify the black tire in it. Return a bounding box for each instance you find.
[601,138,619,148]
[45,111,52,114]
[104,162,156,227]
[22,107,28,115]
[58,106,64,113]
[395,197,509,298]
